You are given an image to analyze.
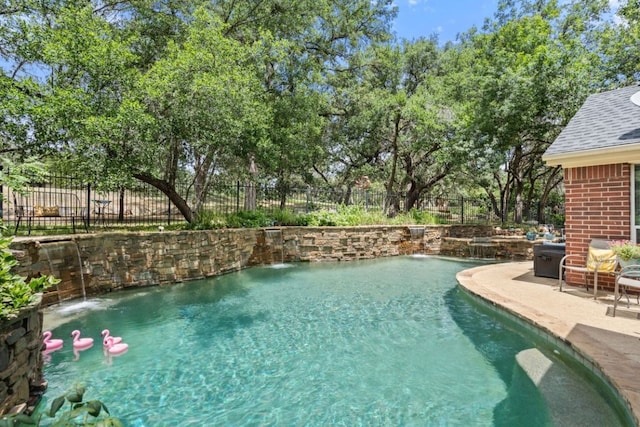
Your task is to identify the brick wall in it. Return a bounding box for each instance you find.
[564,163,631,286]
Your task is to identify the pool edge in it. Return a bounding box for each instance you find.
[456,261,640,427]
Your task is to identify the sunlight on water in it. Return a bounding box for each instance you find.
[269,263,294,269]
[38,257,627,426]
[56,299,105,315]
[409,253,431,258]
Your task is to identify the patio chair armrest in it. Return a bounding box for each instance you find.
[559,254,582,267]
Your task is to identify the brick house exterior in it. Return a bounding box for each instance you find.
[543,85,640,288]
[562,164,631,286]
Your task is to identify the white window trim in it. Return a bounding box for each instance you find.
[634,164,638,244]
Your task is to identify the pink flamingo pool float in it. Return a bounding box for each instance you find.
[101,329,122,345]
[42,331,63,351]
[103,337,128,355]
[70,330,94,349]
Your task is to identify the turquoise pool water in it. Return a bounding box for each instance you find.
[40,257,628,426]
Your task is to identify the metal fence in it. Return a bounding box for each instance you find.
[0,173,561,234]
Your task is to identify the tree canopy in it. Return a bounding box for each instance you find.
[0,0,636,223]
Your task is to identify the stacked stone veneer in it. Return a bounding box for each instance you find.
[0,298,43,415]
[10,225,535,307]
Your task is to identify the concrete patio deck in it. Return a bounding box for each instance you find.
[457,261,640,426]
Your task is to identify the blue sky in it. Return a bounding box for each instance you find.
[393,0,499,42]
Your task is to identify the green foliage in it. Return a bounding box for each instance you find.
[608,240,640,261]
[3,0,626,222]
[549,213,565,228]
[45,384,124,427]
[0,384,122,426]
[188,210,228,230]
[225,210,273,229]
[304,210,337,226]
[407,208,447,225]
[599,0,640,84]
[0,230,59,319]
[190,208,311,229]
[0,413,37,426]
[271,209,308,226]
[304,205,445,227]
[0,159,48,197]
[454,0,605,223]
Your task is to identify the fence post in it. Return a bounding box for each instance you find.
[167,197,171,225]
[460,196,464,224]
[0,165,3,220]
[236,181,240,213]
[86,183,92,228]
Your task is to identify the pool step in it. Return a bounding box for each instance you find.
[516,348,620,426]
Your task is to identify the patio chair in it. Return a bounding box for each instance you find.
[612,265,640,316]
[558,238,617,299]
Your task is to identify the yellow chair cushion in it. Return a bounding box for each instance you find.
[586,247,617,272]
[34,205,60,217]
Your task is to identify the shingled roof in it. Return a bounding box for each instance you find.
[543,85,640,167]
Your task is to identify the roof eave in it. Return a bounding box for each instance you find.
[543,143,640,168]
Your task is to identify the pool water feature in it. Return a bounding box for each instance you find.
[39,257,629,426]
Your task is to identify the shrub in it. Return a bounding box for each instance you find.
[0,229,59,319]
[225,210,272,228]
[272,209,306,226]
[306,209,337,226]
[188,210,227,230]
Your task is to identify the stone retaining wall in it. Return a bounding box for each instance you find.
[10,226,536,307]
[0,298,44,416]
[439,237,536,260]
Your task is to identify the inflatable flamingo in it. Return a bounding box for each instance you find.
[42,331,63,351]
[101,329,122,345]
[103,337,128,355]
[70,330,94,349]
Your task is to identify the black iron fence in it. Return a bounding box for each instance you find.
[0,173,561,234]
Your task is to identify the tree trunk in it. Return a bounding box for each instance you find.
[133,173,194,223]
[492,169,511,223]
[244,155,258,210]
[342,185,353,205]
[276,176,288,210]
[384,115,401,217]
[537,166,563,224]
[509,145,524,224]
[118,187,125,222]
[193,154,215,214]
[514,194,523,224]
[404,181,420,212]
[483,187,501,219]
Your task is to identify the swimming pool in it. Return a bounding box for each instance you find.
[39,257,629,426]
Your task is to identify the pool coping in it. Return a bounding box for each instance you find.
[456,261,640,427]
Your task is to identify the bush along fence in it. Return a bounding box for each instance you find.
[0,173,563,234]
